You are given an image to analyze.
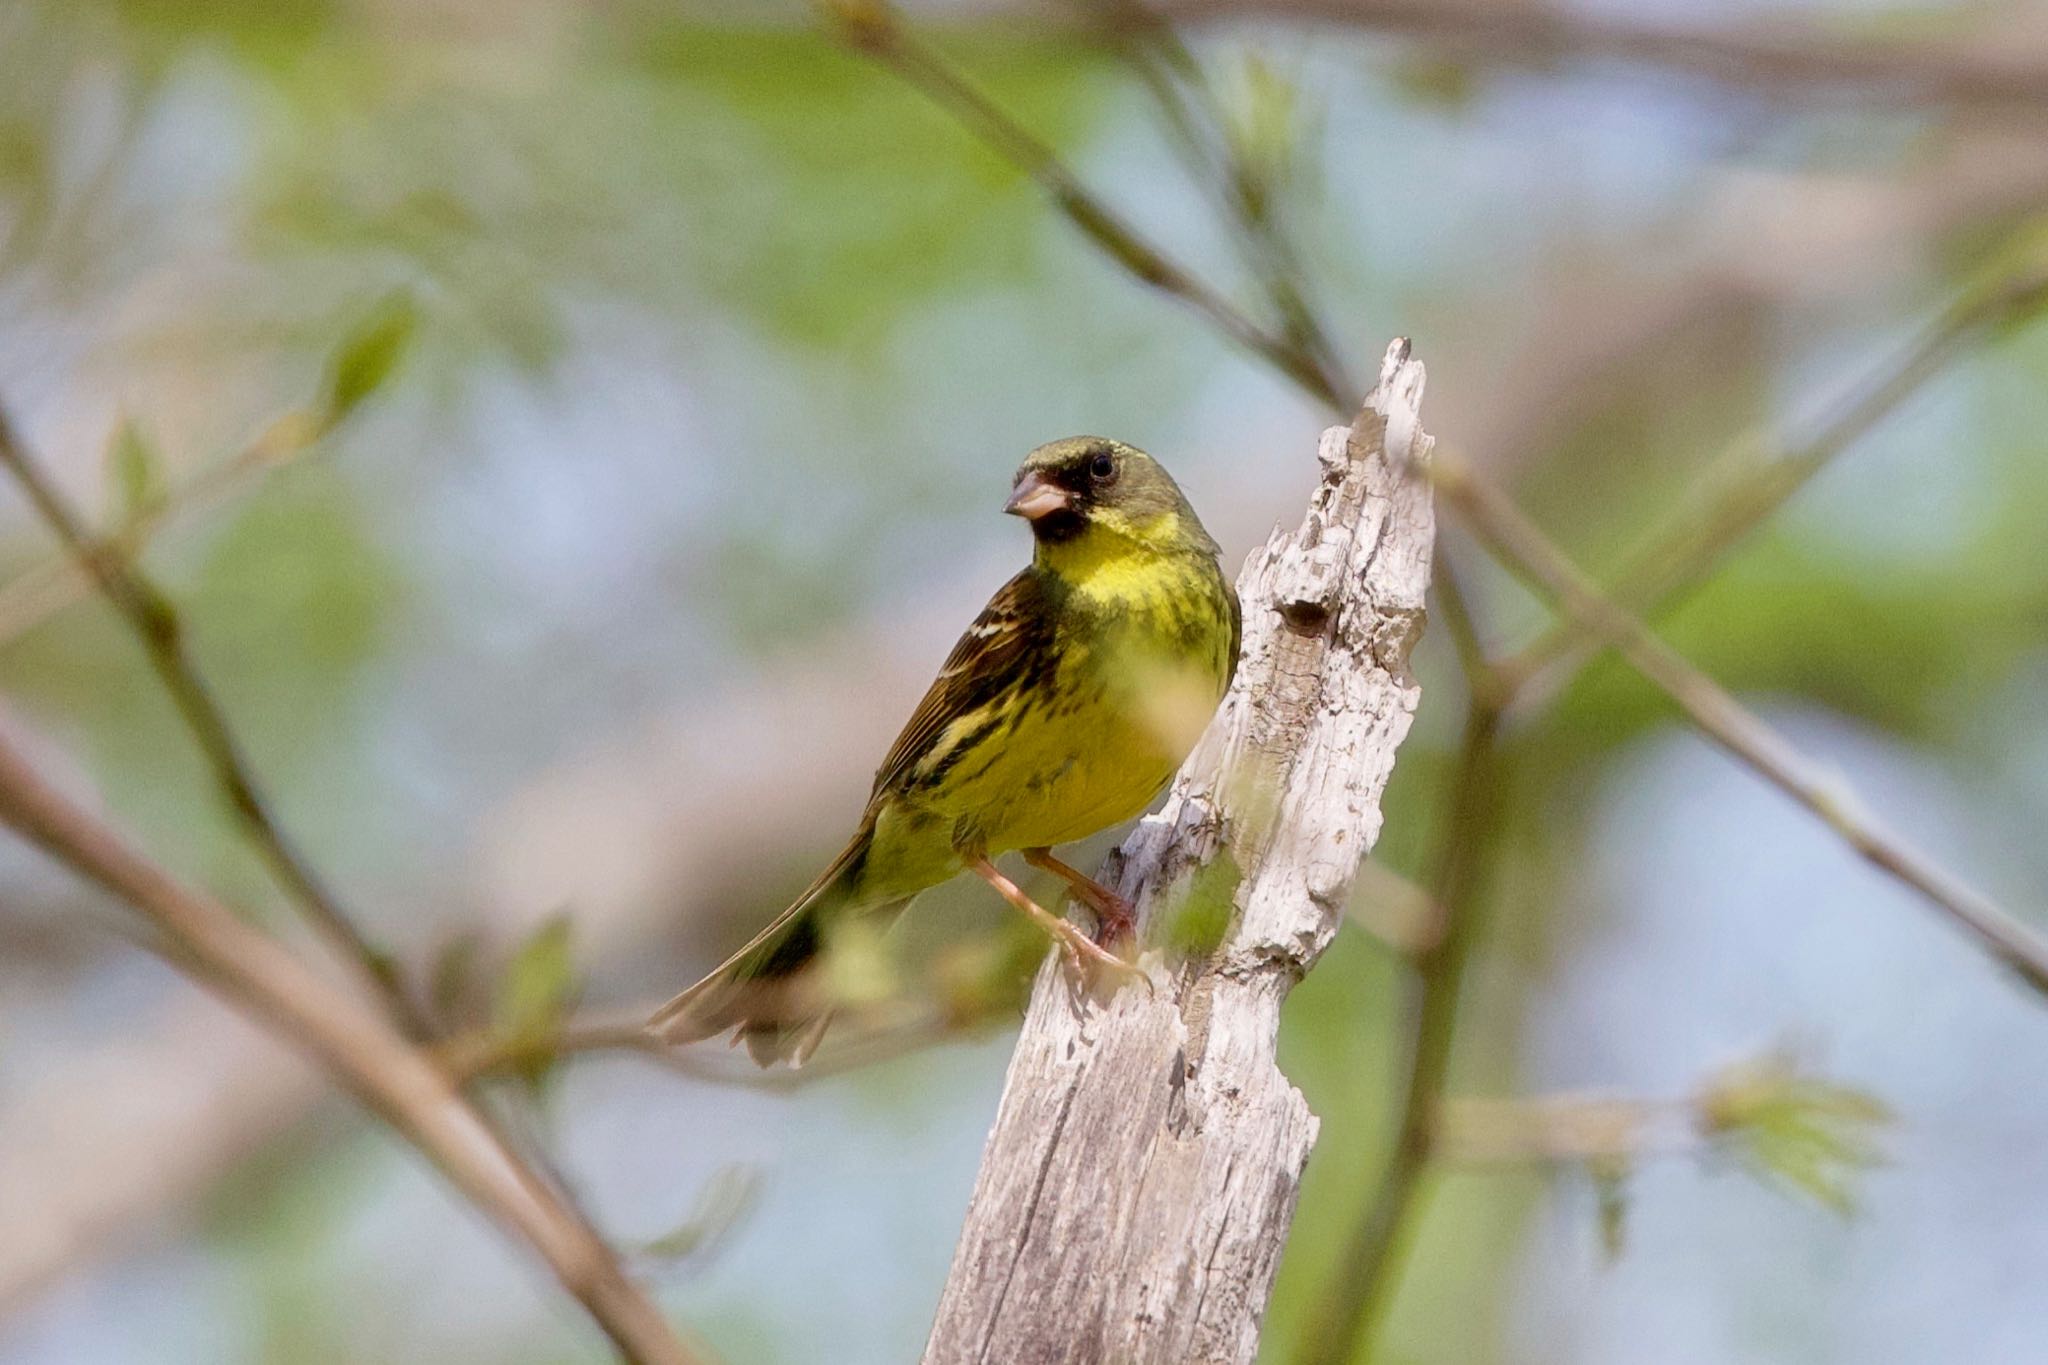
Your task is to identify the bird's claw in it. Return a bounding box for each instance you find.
[1048,917,1152,998]
[1051,878,1137,948]
[1088,893,1137,949]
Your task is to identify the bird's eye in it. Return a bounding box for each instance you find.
[1088,451,1118,483]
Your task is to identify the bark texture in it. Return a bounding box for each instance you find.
[924,340,1436,1365]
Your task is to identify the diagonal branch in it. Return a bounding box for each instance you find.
[0,403,433,1038]
[1096,0,1356,392]
[1300,693,1506,1363]
[0,716,704,1364]
[1494,265,2048,696]
[0,406,319,647]
[1434,448,2048,996]
[1147,0,2048,114]
[828,2,1352,410]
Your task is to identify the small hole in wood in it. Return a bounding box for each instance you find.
[1277,598,1332,634]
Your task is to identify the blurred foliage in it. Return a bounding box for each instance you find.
[1697,1052,1893,1217]
[102,417,164,527]
[613,17,1116,346]
[317,291,418,430]
[87,0,341,69]
[491,913,582,1091]
[0,459,400,901]
[638,1165,763,1269]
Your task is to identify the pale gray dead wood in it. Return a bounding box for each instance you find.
[923,340,1435,1365]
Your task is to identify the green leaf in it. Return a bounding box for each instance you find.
[617,23,1117,346]
[104,417,164,527]
[1698,1053,1893,1217]
[491,914,580,1088]
[317,292,417,428]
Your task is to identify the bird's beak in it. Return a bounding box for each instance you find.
[1004,471,1070,521]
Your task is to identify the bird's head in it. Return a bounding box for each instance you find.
[1005,437,1219,562]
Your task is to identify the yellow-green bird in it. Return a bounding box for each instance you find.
[648,437,1239,1064]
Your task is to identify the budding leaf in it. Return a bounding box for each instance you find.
[492,914,579,1088]
[1699,1053,1892,1216]
[105,418,164,527]
[319,293,418,428]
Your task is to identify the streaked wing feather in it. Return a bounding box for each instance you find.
[868,570,1050,801]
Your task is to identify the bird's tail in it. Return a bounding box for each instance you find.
[646,828,890,1067]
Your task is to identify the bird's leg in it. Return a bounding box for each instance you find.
[1023,847,1137,947]
[963,853,1143,987]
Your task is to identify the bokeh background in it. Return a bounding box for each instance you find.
[4,0,2048,1362]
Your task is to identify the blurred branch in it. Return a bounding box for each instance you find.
[1435,1053,1892,1242]
[825,0,1353,409]
[1302,695,1505,1365]
[442,1004,982,1092]
[1346,857,1446,955]
[0,602,1006,1316]
[0,716,704,1365]
[1098,4,1355,395]
[0,407,320,647]
[1434,447,2048,997]
[0,401,435,1038]
[1495,263,2048,698]
[1434,1090,1692,1167]
[1145,0,2048,113]
[1436,1052,1891,1201]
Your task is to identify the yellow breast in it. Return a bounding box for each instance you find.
[927,556,1235,853]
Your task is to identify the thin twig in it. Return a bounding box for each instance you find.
[827,3,1353,410]
[1346,858,1448,956]
[1148,0,2048,114]
[1434,448,2048,997]
[441,1005,980,1092]
[0,717,703,1364]
[1432,1091,1695,1167]
[0,403,433,1038]
[1494,267,2048,697]
[1301,695,1506,1364]
[1096,2,1355,390]
[0,408,317,646]
[1430,1053,1893,1222]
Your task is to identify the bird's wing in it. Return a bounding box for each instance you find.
[867,568,1054,802]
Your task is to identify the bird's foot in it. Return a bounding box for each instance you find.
[966,852,1150,998]
[1023,848,1139,948]
[1045,914,1147,993]
[1081,888,1137,948]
